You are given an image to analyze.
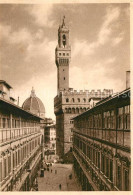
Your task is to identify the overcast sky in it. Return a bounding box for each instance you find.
[0,3,130,119]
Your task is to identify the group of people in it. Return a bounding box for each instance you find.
[43,161,73,191]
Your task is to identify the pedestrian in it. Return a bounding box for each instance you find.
[59,184,61,190]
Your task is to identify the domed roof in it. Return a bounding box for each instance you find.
[22,87,45,118]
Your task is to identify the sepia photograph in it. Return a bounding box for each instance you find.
[0,1,131,192]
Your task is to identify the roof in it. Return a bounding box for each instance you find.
[22,88,45,114]
[0,97,42,120]
[72,88,130,120]
[0,80,12,89]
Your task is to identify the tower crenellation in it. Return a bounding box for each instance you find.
[56,88,113,96]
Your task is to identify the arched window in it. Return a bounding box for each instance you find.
[83,108,86,112]
[76,108,79,114]
[62,34,66,47]
[68,108,71,113]
[72,108,75,114]
[63,34,66,39]
[80,108,83,113]
[72,98,75,102]
[66,98,69,103]
[78,98,80,102]
[65,108,68,113]
[83,98,86,103]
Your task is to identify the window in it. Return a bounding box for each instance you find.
[63,53,65,56]
[64,77,65,80]
[110,110,114,129]
[67,53,69,56]
[103,112,106,128]
[124,105,130,130]
[63,69,64,71]
[98,152,100,169]
[117,107,124,129]
[2,118,6,128]
[59,53,61,56]
[124,169,129,190]
[8,156,11,174]
[93,149,95,164]
[116,165,121,190]
[72,98,74,102]
[0,161,2,182]
[7,118,10,128]
[83,98,86,103]
[78,98,80,102]
[101,154,105,173]
[66,98,69,103]
[13,153,15,168]
[109,160,113,182]
[68,108,71,113]
[80,141,82,150]
[106,111,110,129]
[62,34,66,47]
[106,158,109,177]
[4,158,6,178]
[87,146,90,159]
[70,136,73,142]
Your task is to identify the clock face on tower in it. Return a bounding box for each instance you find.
[62,34,66,47]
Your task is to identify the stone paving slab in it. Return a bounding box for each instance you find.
[37,163,81,191]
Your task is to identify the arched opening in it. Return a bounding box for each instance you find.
[83,108,86,112]
[83,98,86,103]
[66,98,69,103]
[62,34,66,47]
[68,108,71,113]
[70,147,73,152]
[65,108,68,113]
[72,108,75,114]
[78,98,80,102]
[72,98,75,103]
[80,108,83,113]
[76,108,79,114]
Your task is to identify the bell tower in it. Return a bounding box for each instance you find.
[55,16,71,93]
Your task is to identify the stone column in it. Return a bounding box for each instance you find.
[19,116,21,136]
[10,114,12,139]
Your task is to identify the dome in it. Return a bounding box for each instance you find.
[22,87,45,118]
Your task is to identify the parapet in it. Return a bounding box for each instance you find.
[57,89,113,96]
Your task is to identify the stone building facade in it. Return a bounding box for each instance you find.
[45,124,56,151]
[0,81,43,191]
[54,17,113,159]
[72,88,130,191]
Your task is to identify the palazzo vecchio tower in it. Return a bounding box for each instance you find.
[54,16,113,160]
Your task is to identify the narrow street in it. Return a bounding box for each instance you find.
[37,163,81,191]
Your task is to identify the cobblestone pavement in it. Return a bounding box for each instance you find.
[37,163,81,191]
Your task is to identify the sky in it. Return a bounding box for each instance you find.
[0,3,130,119]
